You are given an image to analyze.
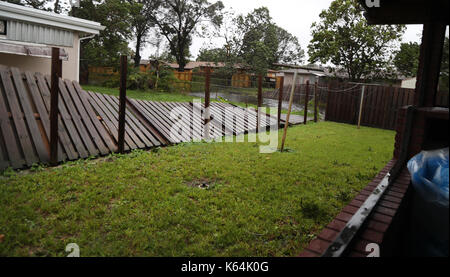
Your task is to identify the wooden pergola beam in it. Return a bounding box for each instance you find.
[358,0,449,25]
[414,23,447,106]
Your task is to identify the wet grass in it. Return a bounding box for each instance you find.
[0,122,394,256]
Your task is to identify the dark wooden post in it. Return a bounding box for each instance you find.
[50,47,62,165]
[277,76,284,129]
[257,74,263,130]
[414,23,447,107]
[304,80,310,124]
[204,67,211,140]
[314,82,318,122]
[118,55,127,153]
[325,82,331,121]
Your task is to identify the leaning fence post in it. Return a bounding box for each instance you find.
[50,47,62,165]
[304,80,310,124]
[314,82,318,122]
[277,76,284,129]
[280,71,298,152]
[357,85,365,129]
[118,55,127,153]
[204,67,211,140]
[257,74,263,131]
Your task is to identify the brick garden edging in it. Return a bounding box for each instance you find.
[299,159,412,257]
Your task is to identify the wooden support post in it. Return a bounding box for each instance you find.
[204,67,211,140]
[304,80,309,124]
[324,82,331,121]
[277,76,284,129]
[357,85,365,129]
[280,72,298,152]
[314,82,318,122]
[50,47,62,165]
[257,74,263,131]
[414,23,447,107]
[118,55,127,153]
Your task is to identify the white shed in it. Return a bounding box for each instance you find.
[0,2,104,81]
[401,77,417,89]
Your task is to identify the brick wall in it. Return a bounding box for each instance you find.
[394,106,449,160]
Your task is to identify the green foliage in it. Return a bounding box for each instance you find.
[0,122,395,256]
[2,0,50,10]
[149,0,225,71]
[71,0,132,68]
[308,0,405,81]
[197,48,229,63]
[394,42,420,77]
[206,7,304,75]
[127,0,161,67]
[149,65,177,92]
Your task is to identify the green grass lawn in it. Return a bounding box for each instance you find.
[0,122,394,257]
[82,85,196,102]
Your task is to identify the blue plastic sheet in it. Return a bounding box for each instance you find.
[407,148,449,207]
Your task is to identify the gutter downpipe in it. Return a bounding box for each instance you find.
[77,33,96,82]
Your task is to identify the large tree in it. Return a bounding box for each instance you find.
[1,0,73,12]
[128,0,161,67]
[71,0,132,81]
[149,0,224,72]
[224,7,304,74]
[308,0,405,81]
[1,0,50,10]
[393,42,420,77]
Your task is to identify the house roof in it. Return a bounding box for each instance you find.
[282,67,330,77]
[0,2,105,34]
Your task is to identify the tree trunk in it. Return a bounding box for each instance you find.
[134,35,142,68]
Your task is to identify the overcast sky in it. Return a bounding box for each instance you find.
[140,0,426,62]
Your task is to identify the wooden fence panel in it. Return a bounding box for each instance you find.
[324,82,430,130]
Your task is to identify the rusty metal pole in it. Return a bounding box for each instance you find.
[257,74,263,131]
[357,85,365,129]
[280,72,298,152]
[204,67,211,140]
[118,55,127,153]
[277,76,284,129]
[50,47,62,165]
[304,80,310,124]
[314,82,318,122]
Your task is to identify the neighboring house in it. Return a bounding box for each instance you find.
[401,77,417,89]
[281,66,330,86]
[0,2,104,81]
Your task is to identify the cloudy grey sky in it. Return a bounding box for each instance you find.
[140,0,425,62]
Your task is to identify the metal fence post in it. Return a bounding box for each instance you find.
[118,55,127,153]
[304,80,310,124]
[50,47,62,165]
[278,76,284,129]
[257,74,263,131]
[314,82,318,122]
[204,67,211,140]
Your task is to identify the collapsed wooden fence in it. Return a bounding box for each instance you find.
[0,65,278,171]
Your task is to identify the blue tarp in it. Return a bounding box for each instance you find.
[407,148,449,207]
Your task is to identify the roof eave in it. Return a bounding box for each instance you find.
[0,2,105,34]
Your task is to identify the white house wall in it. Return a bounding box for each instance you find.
[0,32,79,81]
[6,20,73,47]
